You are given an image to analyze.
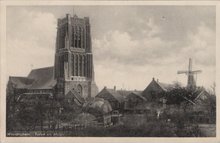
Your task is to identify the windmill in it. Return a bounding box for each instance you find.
[177,58,202,89]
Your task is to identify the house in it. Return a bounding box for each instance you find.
[189,87,215,123]
[124,91,146,111]
[176,87,212,113]
[142,77,174,101]
[96,86,124,111]
[161,86,215,123]
[193,87,211,104]
[117,90,132,98]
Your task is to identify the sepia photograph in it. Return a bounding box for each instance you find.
[0,1,219,141]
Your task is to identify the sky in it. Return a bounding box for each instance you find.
[6,6,216,91]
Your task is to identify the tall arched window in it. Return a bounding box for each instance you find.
[74,26,77,47]
[71,26,75,47]
[79,27,81,48]
[71,54,74,75]
[79,55,82,76]
[76,55,78,76]
[81,28,84,49]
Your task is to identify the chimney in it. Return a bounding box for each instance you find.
[66,13,71,21]
[66,13,70,17]
[114,86,116,91]
[157,79,159,82]
[104,86,107,89]
[152,77,155,81]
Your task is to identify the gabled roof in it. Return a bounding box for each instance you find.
[117,90,132,97]
[117,90,143,97]
[96,88,125,103]
[157,82,174,91]
[192,87,211,102]
[127,91,146,101]
[9,76,34,88]
[132,91,142,95]
[8,66,56,90]
[106,88,124,103]
[27,66,56,89]
[143,78,175,94]
[177,87,211,105]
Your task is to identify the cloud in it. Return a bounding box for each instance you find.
[142,18,161,38]
[6,7,215,90]
[92,17,179,89]
[178,22,215,67]
[93,19,215,90]
[93,17,176,67]
[7,8,56,76]
[93,31,138,64]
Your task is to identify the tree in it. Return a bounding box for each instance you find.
[163,87,193,105]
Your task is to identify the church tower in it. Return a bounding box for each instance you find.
[54,13,98,99]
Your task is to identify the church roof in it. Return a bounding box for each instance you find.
[27,66,56,89]
[9,66,56,89]
[9,76,34,89]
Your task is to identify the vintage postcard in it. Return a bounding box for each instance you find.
[0,1,219,143]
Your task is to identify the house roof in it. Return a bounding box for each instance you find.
[174,87,211,105]
[96,87,125,103]
[157,82,174,91]
[193,87,210,101]
[143,78,175,94]
[117,90,143,97]
[117,90,132,97]
[127,92,146,101]
[9,66,56,90]
[106,88,125,103]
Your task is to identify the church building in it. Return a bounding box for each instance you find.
[54,13,98,99]
[7,13,98,102]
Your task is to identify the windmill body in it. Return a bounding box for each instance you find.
[177,58,202,89]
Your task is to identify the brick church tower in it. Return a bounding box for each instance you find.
[54,13,98,99]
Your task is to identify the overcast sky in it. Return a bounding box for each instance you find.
[6,6,216,91]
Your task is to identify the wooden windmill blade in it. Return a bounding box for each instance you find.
[177,71,188,74]
[192,70,202,73]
